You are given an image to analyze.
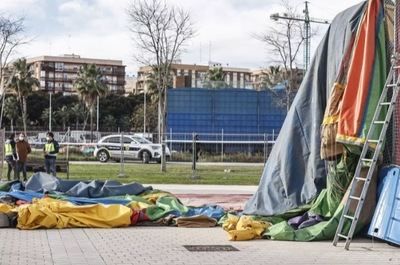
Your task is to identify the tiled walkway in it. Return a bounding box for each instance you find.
[0,227,398,265]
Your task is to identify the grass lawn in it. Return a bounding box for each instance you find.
[57,163,263,185]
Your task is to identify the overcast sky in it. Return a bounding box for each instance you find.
[0,0,363,75]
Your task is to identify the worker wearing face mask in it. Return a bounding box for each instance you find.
[15,133,31,181]
[4,133,17,181]
[43,132,59,176]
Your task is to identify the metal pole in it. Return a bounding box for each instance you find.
[49,92,52,131]
[263,133,267,163]
[221,129,224,162]
[169,127,172,159]
[191,133,199,179]
[96,96,99,131]
[118,131,126,178]
[144,90,146,134]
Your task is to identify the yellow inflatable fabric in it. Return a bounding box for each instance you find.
[223,215,271,241]
[0,204,14,213]
[17,198,132,230]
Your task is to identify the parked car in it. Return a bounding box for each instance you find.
[93,134,171,163]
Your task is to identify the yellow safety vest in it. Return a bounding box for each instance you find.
[45,143,55,153]
[4,143,13,156]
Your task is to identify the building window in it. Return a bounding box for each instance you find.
[55,62,64,71]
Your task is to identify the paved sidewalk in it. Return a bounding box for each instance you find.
[146,183,258,194]
[0,227,398,265]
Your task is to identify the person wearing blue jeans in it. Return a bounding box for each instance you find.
[44,132,59,176]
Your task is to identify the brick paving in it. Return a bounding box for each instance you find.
[0,227,399,265]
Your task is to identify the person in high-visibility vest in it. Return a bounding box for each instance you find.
[4,134,16,181]
[43,132,59,176]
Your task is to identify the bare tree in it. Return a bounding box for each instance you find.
[0,16,27,128]
[128,0,194,171]
[256,1,309,111]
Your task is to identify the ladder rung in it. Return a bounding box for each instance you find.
[373,121,386,124]
[349,195,361,201]
[387,84,397,87]
[394,65,400,69]
[337,234,348,240]
[380,102,392,106]
[343,215,356,220]
[366,139,380,143]
[355,177,367,181]
[361,158,374,162]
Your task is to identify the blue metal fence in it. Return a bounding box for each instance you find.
[167,88,287,135]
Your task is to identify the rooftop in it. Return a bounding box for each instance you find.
[27,54,124,66]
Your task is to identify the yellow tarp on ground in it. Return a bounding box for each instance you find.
[17,198,132,230]
[223,215,271,241]
[0,204,14,213]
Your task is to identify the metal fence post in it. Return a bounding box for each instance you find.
[191,133,199,179]
[169,128,172,159]
[118,131,126,178]
[263,133,267,163]
[221,129,224,162]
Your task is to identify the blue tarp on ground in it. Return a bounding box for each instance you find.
[24,172,152,197]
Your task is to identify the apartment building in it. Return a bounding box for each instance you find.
[27,54,126,94]
[136,62,252,92]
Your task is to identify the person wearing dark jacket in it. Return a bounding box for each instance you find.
[16,133,31,181]
[43,132,59,176]
[4,133,16,180]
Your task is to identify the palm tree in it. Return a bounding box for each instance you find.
[74,64,108,137]
[55,105,71,131]
[261,66,285,89]
[71,103,85,130]
[3,96,19,132]
[205,67,228,88]
[7,58,39,134]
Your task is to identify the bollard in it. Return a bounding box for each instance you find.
[191,133,200,179]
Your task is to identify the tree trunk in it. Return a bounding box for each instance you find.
[75,119,79,130]
[82,110,89,131]
[11,118,14,132]
[161,84,168,172]
[90,106,94,143]
[157,89,162,144]
[22,96,27,135]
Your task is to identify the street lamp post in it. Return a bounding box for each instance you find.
[143,86,147,135]
[49,92,52,131]
[96,95,99,131]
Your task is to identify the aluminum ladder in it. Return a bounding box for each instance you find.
[332,58,400,250]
